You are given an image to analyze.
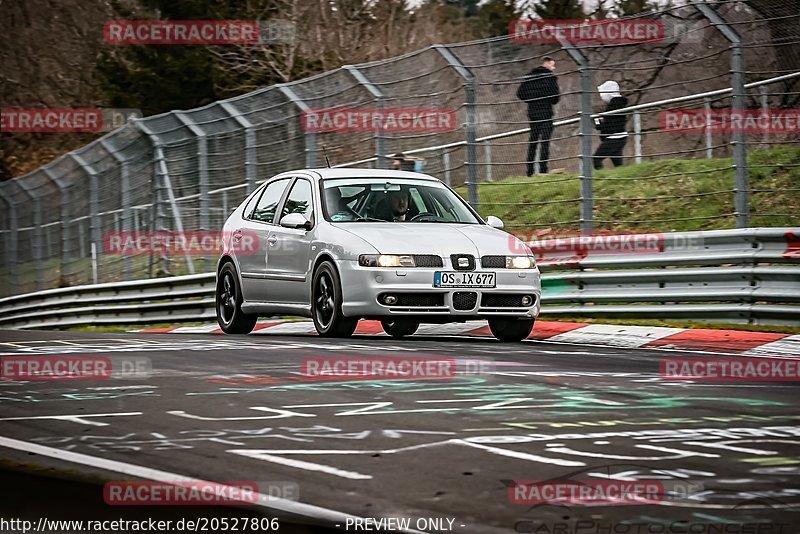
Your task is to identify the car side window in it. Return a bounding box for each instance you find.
[249,178,290,223]
[242,186,265,219]
[280,179,314,223]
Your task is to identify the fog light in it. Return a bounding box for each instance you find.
[384,295,397,305]
[521,295,533,306]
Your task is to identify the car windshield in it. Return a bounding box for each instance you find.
[322,177,481,224]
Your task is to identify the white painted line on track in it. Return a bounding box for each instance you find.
[0,412,142,427]
[744,334,800,357]
[415,323,486,336]
[547,324,685,348]
[0,436,427,534]
[228,450,373,480]
[251,322,318,335]
[169,325,221,333]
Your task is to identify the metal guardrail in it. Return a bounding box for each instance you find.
[0,228,797,329]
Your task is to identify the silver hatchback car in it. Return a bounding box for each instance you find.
[216,169,540,341]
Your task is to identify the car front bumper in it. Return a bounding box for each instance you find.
[338,261,541,319]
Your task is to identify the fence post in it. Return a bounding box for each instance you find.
[15,181,45,291]
[633,111,642,164]
[443,150,451,186]
[560,39,594,233]
[278,85,316,168]
[704,97,713,158]
[99,139,132,279]
[695,2,748,228]
[433,44,478,210]
[758,85,769,147]
[43,168,71,284]
[0,184,18,295]
[485,142,493,182]
[344,65,386,169]
[134,120,196,275]
[70,152,102,282]
[219,101,258,194]
[176,112,210,272]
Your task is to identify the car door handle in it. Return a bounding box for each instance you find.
[268,235,278,246]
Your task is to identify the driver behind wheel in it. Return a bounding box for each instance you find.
[389,188,410,221]
[374,186,417,222]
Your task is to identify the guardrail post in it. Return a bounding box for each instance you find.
[344,65,387,169]
[100,140,132,279]
[434,44,478,210]
[135,120,195,276]
[695,2,748,228]
[176,112,210,272]
[219,101,258,194]
[0,184,18,295]
[15,181,45,291]
[560,39,594,233]
[633,111,642,164]
[278,85,316,168]
[70,152,102,282]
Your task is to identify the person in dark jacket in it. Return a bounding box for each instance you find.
[593,80,629,169]
[517,57,560,176]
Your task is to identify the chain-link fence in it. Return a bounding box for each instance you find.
[1,1,798,297]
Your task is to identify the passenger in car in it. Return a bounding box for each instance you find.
[324,187,359,221]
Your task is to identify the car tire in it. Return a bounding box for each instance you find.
[312,261,357,337]
[216,262,258,334]
[488,317,534,342]
[380,319,420,338]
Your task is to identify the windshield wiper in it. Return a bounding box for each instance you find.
[353,216,388,222]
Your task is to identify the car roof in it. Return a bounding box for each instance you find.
[298,168,442,182]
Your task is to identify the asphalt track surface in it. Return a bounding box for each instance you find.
[0,328,798,534]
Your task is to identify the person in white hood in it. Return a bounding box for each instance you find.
[593,80,629,169]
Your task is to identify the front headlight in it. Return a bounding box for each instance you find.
[506,256,535,269]
[358,254,416,267]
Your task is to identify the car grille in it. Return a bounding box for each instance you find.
[450,254,476,271]
[379,293,445,307]
[412,254,444,268]
[482,294,535,307]
[481,255,506,268]
[452,291,478,310]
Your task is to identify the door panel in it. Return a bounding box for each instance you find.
[239,178,291,302]
[266,178,314,304]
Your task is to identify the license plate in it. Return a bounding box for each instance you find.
[434,271,496,288]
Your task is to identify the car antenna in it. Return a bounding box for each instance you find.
[322,145,332,168]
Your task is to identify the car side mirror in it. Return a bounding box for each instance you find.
[486,215,504,229]
[280,212,312,230]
